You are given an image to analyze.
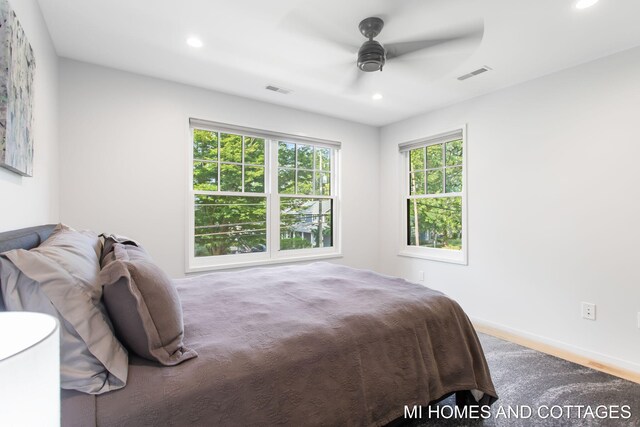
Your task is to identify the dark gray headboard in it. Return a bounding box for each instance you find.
[0,224,57,310]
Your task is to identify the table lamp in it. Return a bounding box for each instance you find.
[0,312,60,426]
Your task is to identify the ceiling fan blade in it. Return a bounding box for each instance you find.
[385,24,484,60]
[279,10,359,55]
[350,69,366,87]
[345,68,367,94]
[391,54,463,83]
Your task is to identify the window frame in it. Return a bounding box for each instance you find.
[398,125,468,265]
[186,119,341,272]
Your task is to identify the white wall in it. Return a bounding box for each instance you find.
[379,46,640,373]
[58,59,380,278]
[0,0,58,230]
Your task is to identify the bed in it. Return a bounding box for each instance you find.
[0,225,497,426]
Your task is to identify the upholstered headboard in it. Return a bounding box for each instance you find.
[0,224,57,310]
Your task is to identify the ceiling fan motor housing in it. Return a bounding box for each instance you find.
[358,40,386,72]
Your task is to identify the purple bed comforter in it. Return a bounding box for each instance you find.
[62,262,497,426]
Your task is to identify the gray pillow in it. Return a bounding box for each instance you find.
[99,243,197,365]
[0,224,128,394]
[99,233,139,265]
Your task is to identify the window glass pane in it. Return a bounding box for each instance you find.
[407,197,462,250]
[445,139,463,166]
[297,144,314,169]
[193,162,218,191]
[410,147,425,171]
[244,137,265,165]
[278,168,295,194]
[220,133,242,163]
[409,171,425,195]
[278,142,296,168]
[426,144,443,168]
[280,198,332,250]
[193,130,218,161]
[445,166,462,193]
[296,170,313,195]
[244,166,264,193]
[315,148,331,171]
[194,195,267,257]
[427,169,443,194]
[315,172,331,196]
[220,164,242,192]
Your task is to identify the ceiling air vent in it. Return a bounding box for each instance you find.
[265,85,292,95]
[457,66,492,81]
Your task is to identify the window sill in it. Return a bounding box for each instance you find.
[398,248,467,265]
[186,252,343,273]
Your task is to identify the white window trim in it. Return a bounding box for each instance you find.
[185,119,341,272]
[397,125,468,265]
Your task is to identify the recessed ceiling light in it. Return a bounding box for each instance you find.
[372,93,383,100]
[575,0,599,9]
[186,37,203,48]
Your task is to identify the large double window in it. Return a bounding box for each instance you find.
[399,127,467,264]
[188,119,340,271]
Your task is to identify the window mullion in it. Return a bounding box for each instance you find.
[217,131,221,191]
[423,147,427,194]
[407,154,412,195]
[268,139,280,254]
[294,143,298,194]
[241,136,245,193]
[312,147,317,195]
[408,192,462,199]
[441,143,446,193]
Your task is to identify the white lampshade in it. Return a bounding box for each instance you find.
[0,312,60,427]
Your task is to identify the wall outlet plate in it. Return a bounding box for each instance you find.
[581,302,596,321]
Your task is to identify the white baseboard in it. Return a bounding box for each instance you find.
[471,316,640,384]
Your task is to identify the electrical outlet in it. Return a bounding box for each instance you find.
[581,302,596,321]
[418,271,424,282]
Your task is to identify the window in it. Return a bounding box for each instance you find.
[399,127,467,264]
[188,119,340,271]
[277,141,333,251]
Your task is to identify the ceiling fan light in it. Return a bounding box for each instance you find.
[357,40,386,72]
[358,59,383,72]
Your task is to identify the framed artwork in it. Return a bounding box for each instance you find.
[0,0,35,177]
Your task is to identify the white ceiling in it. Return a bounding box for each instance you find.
[38,0,640,126]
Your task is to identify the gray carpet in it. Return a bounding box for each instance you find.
[404,333,640,427]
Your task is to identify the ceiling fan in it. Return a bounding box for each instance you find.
[280,8,484,90]
[355,16,481,73]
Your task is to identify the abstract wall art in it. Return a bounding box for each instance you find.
[0,0,35,176]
